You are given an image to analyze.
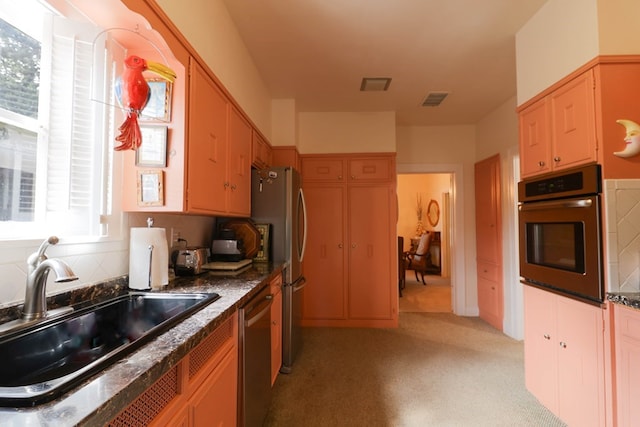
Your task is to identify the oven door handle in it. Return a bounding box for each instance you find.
[519,198,593,211]
[244,294,274,328]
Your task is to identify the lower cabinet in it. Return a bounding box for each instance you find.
[270,274,283,385]
[523,285,605,427]
[108,312,238,427]
[613,303,640,427]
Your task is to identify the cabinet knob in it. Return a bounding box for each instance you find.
[538,161,545,167]
[351,243,357,248]
[231,184,237,190]
[338,175,343,180]
[559,341,567,348]
[351,175,356,180]
[553,156,561,163]
[543,334,551,340]
[338,243,343,249]
[224,181,230,189]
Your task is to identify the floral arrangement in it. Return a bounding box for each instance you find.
[416,193,423,220]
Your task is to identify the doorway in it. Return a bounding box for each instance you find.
[397,172,452,313]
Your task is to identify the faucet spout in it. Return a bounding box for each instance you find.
[22,237,78,321]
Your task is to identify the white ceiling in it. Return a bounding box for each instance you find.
[222,0,548,126]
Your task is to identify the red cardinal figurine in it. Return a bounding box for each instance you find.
[114,55,176,151]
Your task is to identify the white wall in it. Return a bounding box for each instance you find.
[298,112,396,154]
[155,0,273,139]
[515,0,599,104]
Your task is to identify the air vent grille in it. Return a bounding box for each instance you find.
[360,77,392,92]
[422,92,449,107]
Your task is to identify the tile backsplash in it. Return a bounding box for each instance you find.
[604,179,640,292]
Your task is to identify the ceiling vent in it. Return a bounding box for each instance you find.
[360,77,391,92]
[422,92,449,107]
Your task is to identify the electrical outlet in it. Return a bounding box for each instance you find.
[171,228,181,247]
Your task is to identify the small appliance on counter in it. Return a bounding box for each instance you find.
[173,247,209,276]
[211,228,245,262]
[129,217,169,290]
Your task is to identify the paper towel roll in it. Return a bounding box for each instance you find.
[129,227,169,290]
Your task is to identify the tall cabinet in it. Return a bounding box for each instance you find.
[301,154,397,328]
[474,154,503,330]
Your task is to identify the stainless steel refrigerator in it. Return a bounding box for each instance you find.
[251,166,307,373]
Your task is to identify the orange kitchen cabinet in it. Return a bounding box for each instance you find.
[523,286,605,427]
[302,184,347,321]
[187,59,251,216]
[112,313,238,427]
[271,146,300,171]
[301,154,397,328]
[270,274,283,385]
[474,154,503,330]
[519,70,597,178]
[252,129,273,169]
[613,303,640,427]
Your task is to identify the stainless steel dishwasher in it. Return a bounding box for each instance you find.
[238,285,273,427]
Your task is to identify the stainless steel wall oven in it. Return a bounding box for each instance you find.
[518,164,604,305]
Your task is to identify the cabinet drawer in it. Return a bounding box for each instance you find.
[616,304,640,341]
[477,261,499,282]
[348,158,392,182]
[302,158,345,182]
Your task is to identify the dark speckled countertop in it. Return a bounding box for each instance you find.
[0,262,283,427]
[607,292,640,310]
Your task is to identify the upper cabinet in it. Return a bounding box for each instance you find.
[116,0,275,215]
[519,57,640,180]
[519,70,597,178]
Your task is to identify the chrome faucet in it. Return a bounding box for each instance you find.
[22,236,78,321]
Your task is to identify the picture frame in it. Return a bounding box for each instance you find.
[140,78,172,122]
[136,126,168,167]
[254,223,272,262]
[137,170,164,206]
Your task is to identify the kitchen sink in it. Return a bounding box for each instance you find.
[0,291,220,407]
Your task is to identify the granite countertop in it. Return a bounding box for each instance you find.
[607,292,640,310]
[0,262,283,427]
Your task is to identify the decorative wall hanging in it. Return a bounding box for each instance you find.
[614,119,640,158]
[139,78,173,122]
[135,126,168,167]
[137,170,164,206]
[427,199,440,227]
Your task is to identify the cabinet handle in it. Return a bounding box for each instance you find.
[231,184,237,190]
[338,175,343,180]
[351,243,357,248]
[538,161,545,167]
[351,175,356,179]
[559,341,567,348]
[224,181,230,189]
[543,334,551,340]
[338,243,343,248]
[553,156,561,162]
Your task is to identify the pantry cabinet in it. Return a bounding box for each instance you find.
[613,303,640,427]
[301,154,397,328]
[519,70,597,178]
[474,154,503,330]
[110,312,239,427]
[187,60,251,216]
[523,286,605,427]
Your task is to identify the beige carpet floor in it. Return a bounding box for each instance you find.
[265,312,566,427]
[400,273,451,313]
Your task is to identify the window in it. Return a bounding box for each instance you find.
[0,0,118,240]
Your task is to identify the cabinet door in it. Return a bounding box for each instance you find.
[523,286,559,414]
[227,106,251,215]
[187,61,228,213]
[190,348,238,427]
[549,70,597,170]
[556,296,604,427]
[301,158,345,182]
[519,97,551,178]
[615,304,640,427]
[347,185,394,319]
[348,158,392,182]
[270,280,282,385]
[302,185,347,320]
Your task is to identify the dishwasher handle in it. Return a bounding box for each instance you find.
[244,294,273,328]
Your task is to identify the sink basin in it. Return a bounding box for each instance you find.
[0,291,219,407]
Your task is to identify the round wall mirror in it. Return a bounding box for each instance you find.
[427,199,440,227]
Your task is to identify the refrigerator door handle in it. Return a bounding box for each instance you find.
[298,187,308,262]
[291,276,307,292]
